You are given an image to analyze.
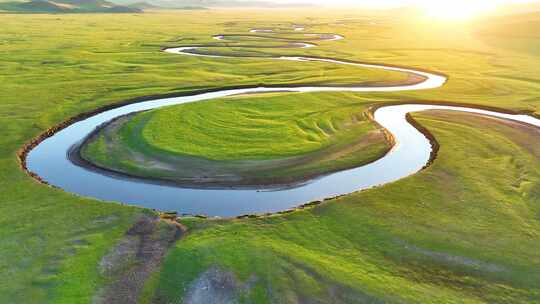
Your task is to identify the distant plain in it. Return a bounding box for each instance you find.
[1,8,539,303]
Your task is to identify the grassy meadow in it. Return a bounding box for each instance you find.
[114,93,383,161]
[80,92,391,186]
[0,8,539,304]
[155,110,540,303]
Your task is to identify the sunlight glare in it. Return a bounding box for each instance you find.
[421,0,498,20]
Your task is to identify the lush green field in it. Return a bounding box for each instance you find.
[0,11,403,303]
[117,93,381,160]
[154,111,540,303]
[80,92,390,186]
[475,12,540,56]
[0,8,539,304]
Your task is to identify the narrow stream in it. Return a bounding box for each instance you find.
[24,27,540,217]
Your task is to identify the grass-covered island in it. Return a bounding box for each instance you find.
[80,92,391,188]
[1,6,540,304]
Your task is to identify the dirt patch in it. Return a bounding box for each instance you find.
[183,266,257,304]
[93,214,186,304]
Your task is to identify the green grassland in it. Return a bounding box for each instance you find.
[80,92,390,186]
[0,8,539,304]
[475,12,540,56]
[103,93,379,161]
[154,111,540,303]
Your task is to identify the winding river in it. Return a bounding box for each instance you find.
[24,27,540,217]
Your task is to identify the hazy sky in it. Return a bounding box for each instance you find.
[273,0,540,8]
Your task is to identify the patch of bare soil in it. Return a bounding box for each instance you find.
[182,261,385,304]
[93,214,186,304]
[183,267,257,304]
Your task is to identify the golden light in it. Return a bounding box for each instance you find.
[421,0,498,20]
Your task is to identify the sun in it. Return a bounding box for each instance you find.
[421,0,498,21]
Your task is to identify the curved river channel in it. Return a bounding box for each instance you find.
[25,27,540,217]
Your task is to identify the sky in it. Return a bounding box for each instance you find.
[273,0,540,8]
